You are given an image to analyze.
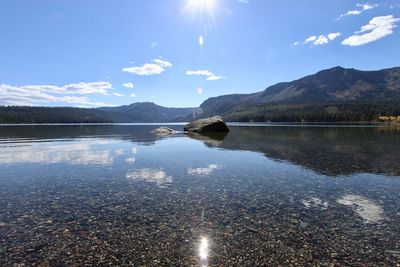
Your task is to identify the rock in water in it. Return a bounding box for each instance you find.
[152,127,175,136]
[184,116,230,133]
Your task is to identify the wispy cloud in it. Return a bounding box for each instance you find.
[122,59,172,75]
[342,15,399,46]
[122,82,135,88]
[150,41,158,49]
[130,93,136,97]
[338,3,378,20]
[206,75,224,81]
[300,32,341,46]
[113,93,124,97]
[186,69,225,81]
[0,82,114,107]
[304,36,317,44]
[237,0,249,4]
[186,70,213,76]
[314,35,329,45]
[328,32,341,40]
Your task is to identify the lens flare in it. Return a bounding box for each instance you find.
[199,35,204,46]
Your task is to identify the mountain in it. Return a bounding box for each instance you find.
[1,66,399,124]
[191,66,400,122]
[98,102,195,122]
[0,103,195,124]
[0,106,115,124]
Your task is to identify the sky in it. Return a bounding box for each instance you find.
[0,0,399,108]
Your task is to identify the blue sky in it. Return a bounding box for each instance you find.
[0,0,399,108]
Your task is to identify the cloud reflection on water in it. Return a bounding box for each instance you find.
[0,139,119,165]
[337,194,384,223]
[126,168,172,187]
[302,197,329,210]
[187,164,221,176]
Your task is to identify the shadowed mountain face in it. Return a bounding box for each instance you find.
[193,66,400,121]
[250,66,400,104]
[192,126,400,176]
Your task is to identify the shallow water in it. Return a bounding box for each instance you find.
[0,124,399,266]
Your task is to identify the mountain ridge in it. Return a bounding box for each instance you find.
[191,65,400,121]
[1,66,399,123]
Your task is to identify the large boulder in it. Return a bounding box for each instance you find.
[152,127,176,136]
[184,116,230,133]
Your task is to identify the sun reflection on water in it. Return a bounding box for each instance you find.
[198,236,209,266]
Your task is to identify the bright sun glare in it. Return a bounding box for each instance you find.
[187,0,216,12]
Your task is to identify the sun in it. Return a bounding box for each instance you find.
[187,0,216,12]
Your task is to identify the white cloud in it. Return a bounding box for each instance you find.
[338,3,378,20]
[186,69,225,81]
[186,70,213,76]
[314,35,329,45]
[347,10,362,16]
[237,0,249,3]
[153,59,172,68]
[197,87,204,95]
[302,32,341,46]
[342,15,400,46]
[206,75,224,81]
[0,82,114,107]
[14,82,112,95]
[113,93,124,97]
[358,3,376,10]
[187,164,221,175]
[130,93,136,97]
[122,58,172,75]
[304,35,317,43]
[122,82,135,88]
[328,32,341,40]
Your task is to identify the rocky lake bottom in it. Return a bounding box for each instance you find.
[0,124,399,266]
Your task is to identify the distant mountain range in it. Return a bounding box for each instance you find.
[1,66,399,123]
[191,66,400,122]
[98,102,195,123]
[0,104,195,124]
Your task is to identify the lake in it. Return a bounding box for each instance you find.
[0,124,399,266]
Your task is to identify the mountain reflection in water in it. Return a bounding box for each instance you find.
[1,124,399,176]
[190,125,400,176]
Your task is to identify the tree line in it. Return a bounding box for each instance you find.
[0,106,112,123]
